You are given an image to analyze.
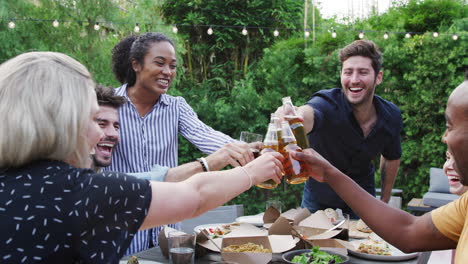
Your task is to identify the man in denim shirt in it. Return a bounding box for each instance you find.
[278,40,402,218]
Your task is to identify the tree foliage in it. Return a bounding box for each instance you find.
[159,0,304,92]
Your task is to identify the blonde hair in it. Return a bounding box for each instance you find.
[0,52,95,168]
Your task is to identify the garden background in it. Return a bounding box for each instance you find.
[1,0,467,214]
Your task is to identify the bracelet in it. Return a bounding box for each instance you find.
[197,157,210,172]
[239,166,253,188]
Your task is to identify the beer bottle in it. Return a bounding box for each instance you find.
[270,113,284,152]
[256,123,280,189]
[282,96,310,150]
[281,121,309,184]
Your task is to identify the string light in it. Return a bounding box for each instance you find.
[5,18,464,42]
[241,27,248,36]
[8,20,15,29]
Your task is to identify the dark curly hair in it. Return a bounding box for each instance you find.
[95,84,127,109]
[111,32,175,86]
[339,40,383,75]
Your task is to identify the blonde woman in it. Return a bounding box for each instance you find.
[0,52,283,263]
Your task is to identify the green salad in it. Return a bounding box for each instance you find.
[291,246,344,264]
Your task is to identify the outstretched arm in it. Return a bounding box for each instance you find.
[140,152,284,230]
[165,141,260,182]
[293,149,456,252]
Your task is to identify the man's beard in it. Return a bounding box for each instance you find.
[91,154,111,169]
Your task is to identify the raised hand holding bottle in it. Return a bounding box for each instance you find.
[282,96,310,150]
[281,121,309,184]
[256,123,280,189]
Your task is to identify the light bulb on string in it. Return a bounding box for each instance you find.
[172,25,178,34]
[8,20,15,29]
[405,32,411,38]
[94,22,100,31]
[383,32,389,40]
[452,33,458,41]
[241,27,248,36]
[331,30,337,38]
[53,19,59,28]
[432,32,439,38]
[304,30,310,38]
[134,23,140,33]
[273,29,279,37]
[359,31,364,39]
[207,27,213,35]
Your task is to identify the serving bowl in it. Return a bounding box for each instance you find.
[282,248,350,264]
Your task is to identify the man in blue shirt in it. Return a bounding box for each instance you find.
[92,84,258,182]
[278,40,402,218]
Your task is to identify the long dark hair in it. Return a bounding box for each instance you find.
[111,32,175,86]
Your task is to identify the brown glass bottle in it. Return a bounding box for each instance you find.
[256,123,280,189]
[282,96,310,150]
[281,121,309,184]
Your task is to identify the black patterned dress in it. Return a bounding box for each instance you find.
[0,159,152,264]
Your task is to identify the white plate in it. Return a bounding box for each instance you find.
[348,239,419,261]
[235,213,264,226]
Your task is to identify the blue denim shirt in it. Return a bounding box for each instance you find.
[302,88,402,218]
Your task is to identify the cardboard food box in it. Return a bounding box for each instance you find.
[263,206,352,253]
[196,223,298,254]
[221,236,272,264]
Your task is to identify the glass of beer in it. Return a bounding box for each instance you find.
[239,131,263,158]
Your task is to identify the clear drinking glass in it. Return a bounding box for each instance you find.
[239,131,263,158]
[266,199,282,213]
[168,231,196,264]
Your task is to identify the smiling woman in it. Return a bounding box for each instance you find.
[105,32,242,255]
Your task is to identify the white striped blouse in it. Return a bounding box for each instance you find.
[104,84,234,255]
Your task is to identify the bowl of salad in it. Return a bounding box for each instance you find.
[282,246,350,264]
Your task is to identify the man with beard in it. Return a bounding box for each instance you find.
[276,40,402,218]
[293,74,468,262]
[93,84,260,182]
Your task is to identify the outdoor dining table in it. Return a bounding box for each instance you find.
[120,246,427,264]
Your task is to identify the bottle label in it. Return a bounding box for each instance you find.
[290,122,304,130]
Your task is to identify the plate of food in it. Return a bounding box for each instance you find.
[194,223,239,239]
[348,233,419,261]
